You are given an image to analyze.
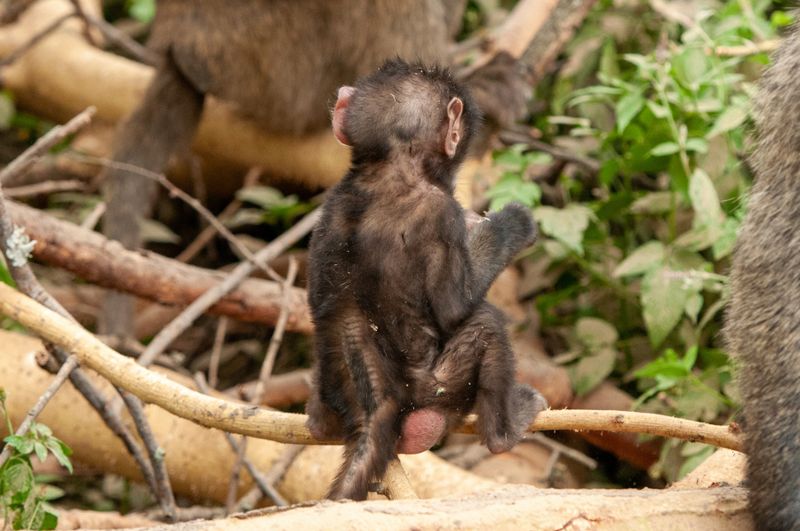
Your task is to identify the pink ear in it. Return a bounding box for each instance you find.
[444,97,464,158]
[332,86,355,146]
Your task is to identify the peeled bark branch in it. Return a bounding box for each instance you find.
[0,282,744,452]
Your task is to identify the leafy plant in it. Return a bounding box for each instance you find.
[0,389,72,530]
[230,185,314,228]
[488,0,791,479]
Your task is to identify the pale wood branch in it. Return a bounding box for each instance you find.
[0,282,744,452]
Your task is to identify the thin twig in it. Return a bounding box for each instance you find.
[208,316,228,389]
[527,432,597,469]
[252,257,299,403]
[67,0,96,46]
[194,374,288,507]
[499,128,600,173]
[224,258,298,508]
[0,107,95,184]
[73,154,283,283]
[133,207,321,368]
[0,355,78,468]
[234,444,304,512]
[4,179,87,198]
[80,201,106,230]
[0,11,74,67]
[118,389,177,520]
[77,10,159,65]
[226,436,247,514]
[176,167,261,264]
[711,39,781,57]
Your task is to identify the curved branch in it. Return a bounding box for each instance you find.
[0,282,743,452]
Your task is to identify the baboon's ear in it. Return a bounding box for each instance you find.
[444,97,464,158]
[332,86,355,146]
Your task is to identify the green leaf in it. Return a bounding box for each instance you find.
[4,435,34,456]
[570,347,617,396]
[649,142,680,157]
[575,317,618,348]
[641,267,698,347]
[677,445,715,479]
[684,138,708,153]
[139,219,180,245]
[17,497,45,530]
[32,442,47,464]
[712,217,740,260]
[2,457,34,502]
[613,241,665,278]
[236,186,285,209]
[41,509,58,530]
[634,348,691,380]
[0,91,15,131]
[685,292,703,324]
[533,205,593,255]
[128,0,156,23]
[707,105,748,138]
[486,175,541,210]
[44,440,72,474]
[689,169,725,228]
[615,90,645,133]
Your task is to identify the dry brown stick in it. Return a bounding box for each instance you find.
[118,389,177,521]
[78,10,158,65]
[67,0,95,46]
[6,199,313,331]
[3,179,86,197]
[712,39,781,57]
[80,201,105,230]
[234,444,304,512]
[226,436,247,514]
[194,373,288,507]
[208,316,228,389]
[0,282,745,453]
[0,354,78,468]
[252,257,299,403]
[225,258,299,508]
[0,10,73,67]
[134,207,320,367]
[176,167,261,264]
[75,154,284,283]
[0,107,95,183]
[528,432,597,470]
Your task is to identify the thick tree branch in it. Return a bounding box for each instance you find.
[0,282,744,452]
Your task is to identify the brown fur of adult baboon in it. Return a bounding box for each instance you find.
[724,27,800,531]
[100,0,528,336]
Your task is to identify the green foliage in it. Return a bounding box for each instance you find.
[0,390,72,530]
[126,0,156,23]
[488,0,788,479]
[231,186,314,228]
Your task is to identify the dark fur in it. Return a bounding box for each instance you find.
[306,60,545,500]
[724,26,800,531]
[100,0,529,336]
